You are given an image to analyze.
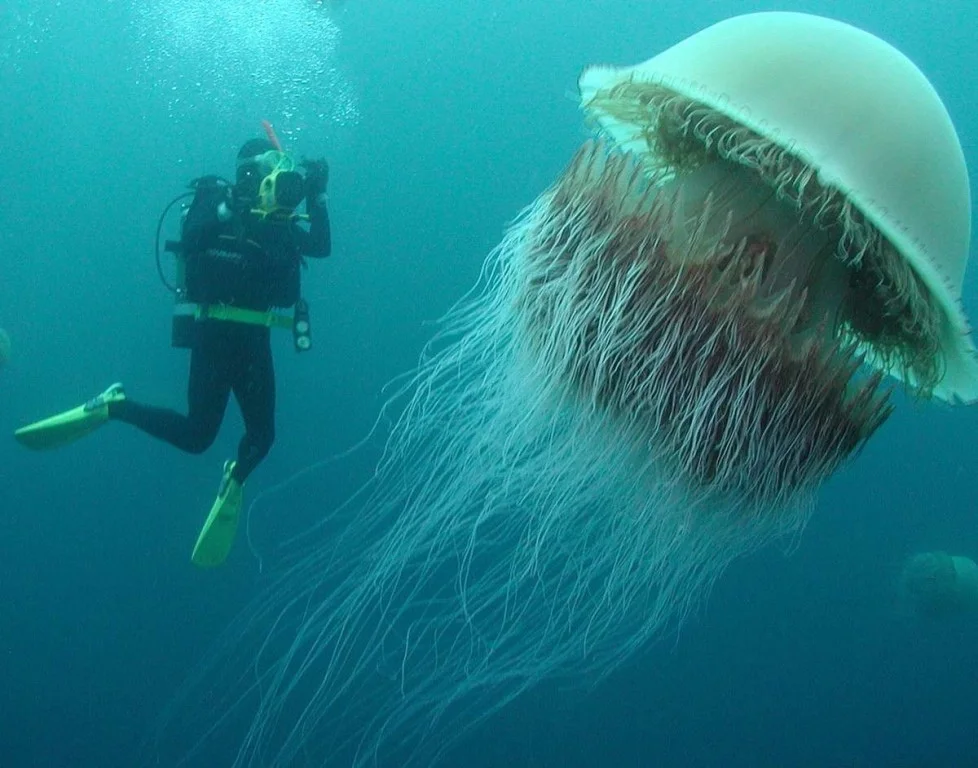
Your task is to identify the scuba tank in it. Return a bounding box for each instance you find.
[157,176,233,348]
[168,240,196,349]
[168,238,193,349]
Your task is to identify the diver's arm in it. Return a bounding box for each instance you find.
[302,197,332,258]
[299,158,331,258]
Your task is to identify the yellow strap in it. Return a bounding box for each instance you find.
[194,304,293,330]
[249,208,310,223]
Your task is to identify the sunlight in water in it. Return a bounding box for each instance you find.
[130,0,359,135]
[0,3,51,73]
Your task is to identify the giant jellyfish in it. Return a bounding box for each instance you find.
[175,13,978,766]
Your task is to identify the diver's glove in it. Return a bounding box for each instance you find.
[302,158,330,209]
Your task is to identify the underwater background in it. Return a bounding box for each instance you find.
[1,0,977,765]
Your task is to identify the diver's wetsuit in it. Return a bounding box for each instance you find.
[110,182,330,484]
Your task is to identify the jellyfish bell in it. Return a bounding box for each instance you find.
[579,11,977,403]
[168,13,977,767]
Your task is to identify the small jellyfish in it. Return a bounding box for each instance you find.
[900,552,978,618]
[0,327,10,369]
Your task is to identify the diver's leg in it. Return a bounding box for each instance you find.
[13,383,126,450]
[230,334,276,484]
[110,345,231,454]
[191,332,272,567]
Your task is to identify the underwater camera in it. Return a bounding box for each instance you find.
[260,167,306,215]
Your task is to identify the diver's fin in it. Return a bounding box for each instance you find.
[14,382,125,450]
[191,460,243,568]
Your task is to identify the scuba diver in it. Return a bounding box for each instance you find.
[13,131,331,568]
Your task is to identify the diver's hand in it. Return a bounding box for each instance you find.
[302,158,329,207]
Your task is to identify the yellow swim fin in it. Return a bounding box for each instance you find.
[191,460,243,568]
[14,382,125,450]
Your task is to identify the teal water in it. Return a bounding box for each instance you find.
[2,1,977,765]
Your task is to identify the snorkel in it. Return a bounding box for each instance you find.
[262,119,283,151]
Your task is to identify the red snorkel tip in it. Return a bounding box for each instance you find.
[262,119,283,152]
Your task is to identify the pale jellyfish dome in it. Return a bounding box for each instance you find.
[0,327,9,368]
[579,11,978,402]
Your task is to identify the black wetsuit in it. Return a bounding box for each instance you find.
[111,181,331,484]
